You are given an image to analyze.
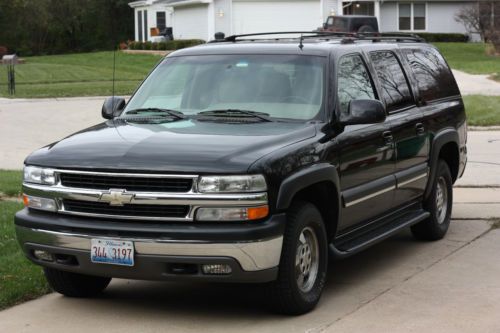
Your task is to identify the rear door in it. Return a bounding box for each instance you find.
[369,49,429,208]
[334,53,396,231]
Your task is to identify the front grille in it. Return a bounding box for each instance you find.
[63,199,190,219]
[59,173,193,193]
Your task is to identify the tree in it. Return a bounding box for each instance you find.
[455,3,485,41]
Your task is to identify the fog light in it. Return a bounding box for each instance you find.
[202,264,232,275]
[196,205,269,221]
[33,250,53,262]
[23,195,57,212]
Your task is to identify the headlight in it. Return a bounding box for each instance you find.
[198,175,267,193]
[23,166,56,185]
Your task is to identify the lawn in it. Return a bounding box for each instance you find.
[0,201,50,310]
[0,51,162,98]
[463,95,500,126]
[434,43,500,77]
[0,170,23,197]
[0,171,50,310]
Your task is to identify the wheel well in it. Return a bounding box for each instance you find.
[291,181,339,240]
[438,142,459,183]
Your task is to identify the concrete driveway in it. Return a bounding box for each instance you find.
[1,96,500,332]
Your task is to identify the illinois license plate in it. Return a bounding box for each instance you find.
[91,239,134,266]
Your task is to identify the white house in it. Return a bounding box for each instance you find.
[129,0,473,42]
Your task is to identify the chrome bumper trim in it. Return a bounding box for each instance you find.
[16,226,283,271]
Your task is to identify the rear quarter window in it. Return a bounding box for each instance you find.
[403,47,460,102]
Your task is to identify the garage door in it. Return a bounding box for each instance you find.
[232,0,322,35]
[173,4,208,40]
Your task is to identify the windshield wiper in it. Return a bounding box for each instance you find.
[126,108,186,120]
[197,109,273,122]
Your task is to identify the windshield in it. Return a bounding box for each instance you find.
[124,55,326,121]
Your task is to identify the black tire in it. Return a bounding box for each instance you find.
[44,268,111,298]
[357,25,375,33]
[411,159,453,241]
[268,201,328,315]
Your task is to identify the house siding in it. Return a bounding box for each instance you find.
[214,0,232,36]
[380,2,398,32]
[427,2,473,33]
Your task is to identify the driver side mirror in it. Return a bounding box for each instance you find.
[323,22,328,29]
[340,99,386,126]
[102,97,126,119]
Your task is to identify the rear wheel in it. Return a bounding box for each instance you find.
[268,201,328,315]
[411,159,453,240]
[44,268,111,297]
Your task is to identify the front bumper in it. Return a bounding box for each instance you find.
[15,209,285,283]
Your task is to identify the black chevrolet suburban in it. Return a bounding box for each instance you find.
[16,32,467,315]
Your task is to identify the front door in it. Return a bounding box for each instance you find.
[334,53,396,232]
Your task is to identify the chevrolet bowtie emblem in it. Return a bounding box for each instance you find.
[99,189,134,206]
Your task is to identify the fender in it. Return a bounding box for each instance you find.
[276,163,340,210]
[424,128,459,200]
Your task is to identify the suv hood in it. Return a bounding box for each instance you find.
[25,118,316,173]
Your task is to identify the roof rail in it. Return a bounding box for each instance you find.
[221,31,425,43]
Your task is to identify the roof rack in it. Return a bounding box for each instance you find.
[220,31,425,43]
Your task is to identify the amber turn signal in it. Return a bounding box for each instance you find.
[247,205,269,220]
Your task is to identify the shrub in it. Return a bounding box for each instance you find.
[415,33,469,43]
[0,46,8,57]
[128,39,205,51]
[157,42,167,50]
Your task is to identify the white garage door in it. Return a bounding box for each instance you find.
[173,4,209,40]
[232,0,322,35]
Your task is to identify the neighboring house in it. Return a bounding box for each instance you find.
[129,0,474,42]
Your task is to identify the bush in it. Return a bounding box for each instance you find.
[0,46,8,57]
[415,33,469,43]
[128,39,205,51]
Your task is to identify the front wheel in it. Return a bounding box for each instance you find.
[44,268,111,298]
[268,201,328,315]
[411,159,453,241]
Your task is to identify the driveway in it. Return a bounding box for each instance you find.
[453,70,500,96]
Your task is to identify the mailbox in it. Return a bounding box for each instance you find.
[2,54,18,65]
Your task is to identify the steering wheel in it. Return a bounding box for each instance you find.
[282,95,309,103]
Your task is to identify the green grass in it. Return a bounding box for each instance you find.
[0,51,162,98]
[463,95,500,126]
[0,170,23,197]
[434,43,500,76]
[0,201,50,310]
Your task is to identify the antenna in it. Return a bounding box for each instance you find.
[112,47,116,109]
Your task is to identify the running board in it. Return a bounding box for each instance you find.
[329,209,430,259]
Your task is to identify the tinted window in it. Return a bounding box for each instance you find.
[404,47,460,101]
[370,51,413,112]
[337,54,376,115]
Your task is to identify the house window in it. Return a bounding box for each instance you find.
[157,12,166,31]
[399,3,426,31]
[138,10,143,42]
[144,10,148,41]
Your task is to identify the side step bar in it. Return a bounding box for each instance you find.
[329,209,430,259]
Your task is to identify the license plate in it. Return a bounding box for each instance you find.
[91,239,134,266]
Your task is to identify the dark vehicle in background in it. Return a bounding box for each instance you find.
[15,31,466,315]
[319,15,379,33]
